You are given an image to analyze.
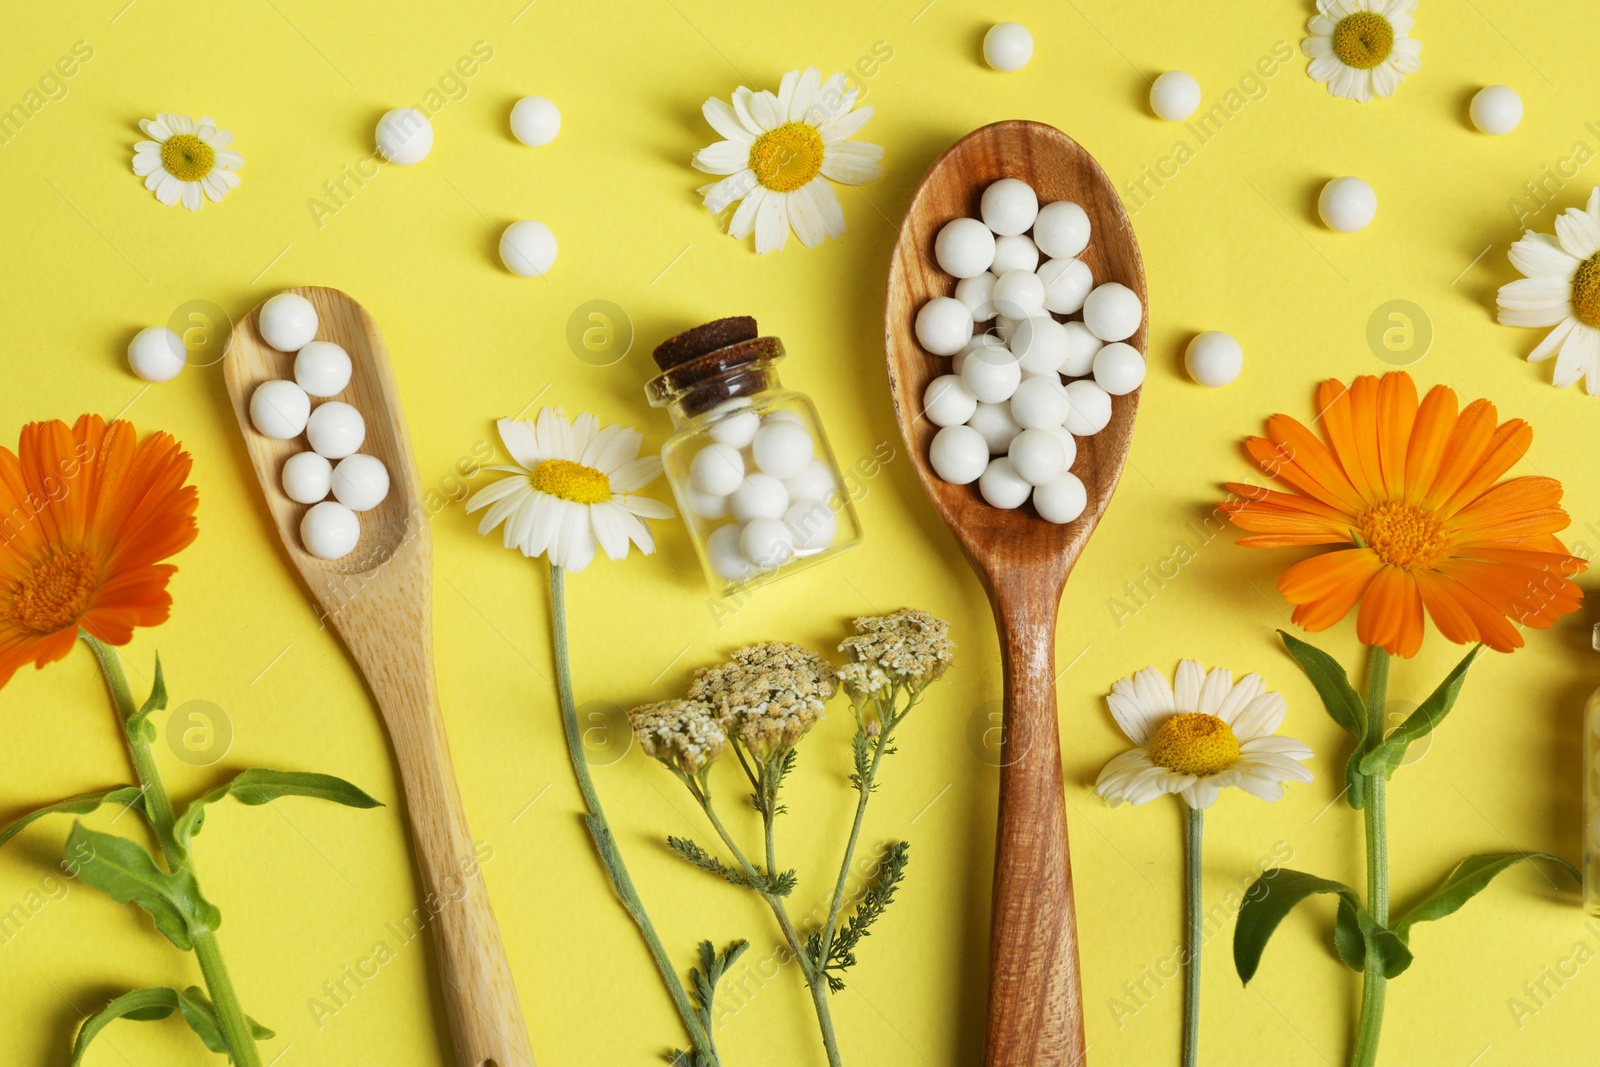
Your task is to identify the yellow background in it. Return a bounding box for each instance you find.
[1,0,1596,1064]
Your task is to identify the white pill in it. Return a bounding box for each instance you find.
[992,315,1024,346]
[1008,428,1066,486]
[982,22,1034,73]
[1033,201,1091,259]
[510,95,562,146]
[1185,331,1244,387]
[741,518,795,570]
[955,272,1000,321]
[1043,424,1078,469]
[306,401,366,459]
[375,107,433,165]
[993,269,1046,319]
[1059,321,1104,377]
[282,451,332,504]
[1009,316,1069,375]
[127,327,186,383]
[1318,177,1377,233]
[960,344,1022,404]
[707,523,757,581]
[928,424,989,484]
[784,459,837,504]
[1470,85,1522,136]
[250,379,311,439]
[1011,375,1070,429]
[954,334,1005,375]
[730,473,790,522]
[1093,342,1147,396]
[981,178,1039,236]
[967,401,1021,454]
[1034,472,1088,524]
[301,500,361,560]
[690,442,745,495]
[992,234,1040,275]
[707,400,760,448]
[331,454,390,512]
[924,374,980,426]
[934,217,997,278]
[259,292,318,352]
[914,297,975,356]
[1082,282,1143,342]
[786,499,837,553]
[751,421,814,479]
[500,220,558,276]
[1064,380,1113,436]
[979,457,1032,509]
[294,341,352,397]
[1038,257,1093,314]
[763,410,805,426]
[687,487,730,520]
[1150,71,1202,122]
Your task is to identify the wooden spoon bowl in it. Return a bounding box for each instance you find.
[884,121,1145,1066]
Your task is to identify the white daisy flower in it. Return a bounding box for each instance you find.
[1302,0,1422,102]
[1095,661,1314,810]
[1497,187,1600,395]
[692,66,884,254]
[466,409,676,572]
[132,113,244,211]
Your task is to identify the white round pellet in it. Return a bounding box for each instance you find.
[751,421,814,479]
[741,518,795,570]
[992,234,1040,275]
[249,379,311,440]
[981,178,1039,236]
[1470,85,1522,135]
[934,217,997,278]
[306,401,366,459]
[259,292,318,352]
[1008,428,1066,486]
[127,327,186,383]
[707,400,760,448]
[500,219,558,276]
[730,473,790,523]
[979,457,1032,509]
[914,297,975,356]
[785,459,837,504]
[992,315,1024,346]
[982,22,1034,73]
[763,410,805,426]
[375,107,433,165]
[281,451,332,504]
[924,374,980,427]
[954,335,1004,375]
[1064,379,1113,436]
[993,269,1046,319]
[928,424,988,484]
[1082,282,1144,342]
[300,500,361,560]
[786,499,837,553]
[690,442,745,496]
[707,523,757,581]
[960,344,1022,404]
[510,95,562,146]
[967,401,1022,454]
[1185,331,1244,387]
[1150,70,1202,122]
[1034,472,1088,524]
[955,272,999,322]
[1009,317,1070,375]
[1318,177,1377,233]
[331,454,390,512]
[1033,201,1091,259]
[1092,342,1146,396]
[294,341,352,398]
[687,487,730,520]
[1010,375,1070,429]
[1059,321,1104,377]
[1043,424,1078,469]
[1037,257,1094,314]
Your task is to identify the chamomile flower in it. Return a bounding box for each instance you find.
[132,113,244,211]
[1497,187,1600,394]
[692,67,884,254]
[1302,0,1422,102]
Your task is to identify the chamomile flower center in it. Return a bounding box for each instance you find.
[1359,501,1452,570]
[1571,252,1600,328]
[529,458,612,504]
[1147,713,1241,777]
[160,134,215,182]
[748,122,825,193]
[10,550,98,633]
[1332,12,1395,69]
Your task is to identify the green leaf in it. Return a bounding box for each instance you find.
[1394,852,1580,941]
[811,840,911,991]
[175,986,275,1053]
[666,836,794,896]
[174,769,381,847]
[1232,868,1409,983]
[127,654,168,731]
[1360,645,1482,776]
[1279,630,1366,740]
[1333,897,1366,971]
[65,822,220,950]
[1344,749,1368,811]
[0,786,145,849]
[71,988,180,1066]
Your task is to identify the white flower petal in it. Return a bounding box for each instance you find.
[1217,673,1265,724]
[570,412,600,457]
[497,417,543,468]
[1231,692,1288,739]
[215,149,245,170]
[818,104,873,145]
[808,180,846,238]
[1557,206,1600,259]
[1197,667,1234,716]
[1497,277,1573,328]
[788,67,821,122]
[754,187,789,253]
[692,139,752,176]
[702,97,754,145]
[1307,54,1343,83]
[728,185,765,239]
[1527,317,1576,363]
[731,88,764,137]
[820,143,883,185]
[616,493,675,520]
[1508,231,1579,279]
[154,173,182,206]
[1173,660,1204,711]
[701,169,758,214]
[1553,322,1600,389]
[535,408,576,460]
[787,188,825,248]
[609,455,663,493]
[590,501,632,560]
[465,473,528,514]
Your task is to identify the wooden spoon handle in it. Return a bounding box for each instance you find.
[983,579,1086,1067]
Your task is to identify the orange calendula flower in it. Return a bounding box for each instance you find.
[1221,373,1584,657]
[0,415,197,687]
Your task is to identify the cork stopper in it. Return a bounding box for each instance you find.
[652,316,759,371]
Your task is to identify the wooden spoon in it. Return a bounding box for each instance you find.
[884,121,1145,1066]
[223,287,536,1067]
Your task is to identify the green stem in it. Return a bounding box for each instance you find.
[1352,645,1390,1067]
[548,566,715,1062]
[819,696,896,968]
[1183,805,1202,1067]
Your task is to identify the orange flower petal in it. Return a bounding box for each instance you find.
[1403,385,1459,505]
[1356,566,1426,657]
[1376,372,1417,501]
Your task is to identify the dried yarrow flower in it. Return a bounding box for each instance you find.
[629,699,726,776]
[689,641,837,759]
[837,609,954,700]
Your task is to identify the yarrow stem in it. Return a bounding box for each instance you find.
[1182,805,1202,1067]
[1352,645,1391,1067]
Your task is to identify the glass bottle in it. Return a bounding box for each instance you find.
[1587,623,1600,914]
